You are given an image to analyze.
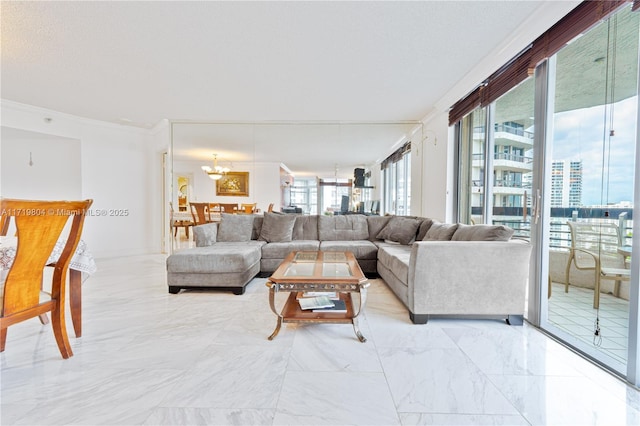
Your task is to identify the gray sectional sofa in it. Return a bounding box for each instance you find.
[166,213,532,324]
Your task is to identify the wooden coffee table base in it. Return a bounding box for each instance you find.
[266,283,369,342]
[265,251,370,342]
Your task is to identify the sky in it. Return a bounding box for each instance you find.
[551,96,637,206]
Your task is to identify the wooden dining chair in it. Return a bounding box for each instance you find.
[0,213,9,236]
[267,203,274,213]
[189,202,213,225]
[240,203,257,214]
[219,203,239,214]
[169,202,193,238]
[0,198,93,359]
[208,203,222,222]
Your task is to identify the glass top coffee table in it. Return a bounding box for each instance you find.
[265,251,370,342]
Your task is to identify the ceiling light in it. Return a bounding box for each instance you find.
[201,154,230,180]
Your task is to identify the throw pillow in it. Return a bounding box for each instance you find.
[217,213,254,242]
[416,218,434,241]
[193,223,218,247]
[451,223,514,241]
[258,212,297,243]
[424,222,459,241]
[375,216,421,245]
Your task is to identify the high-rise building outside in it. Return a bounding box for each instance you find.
[551,160,583,207]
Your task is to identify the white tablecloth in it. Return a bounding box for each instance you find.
[0,236,97,275]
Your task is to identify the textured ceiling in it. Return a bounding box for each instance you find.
[1,1,581,177]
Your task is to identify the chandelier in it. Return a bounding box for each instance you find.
[201,154,230,180]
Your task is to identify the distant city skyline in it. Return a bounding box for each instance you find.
[551,96,637,206]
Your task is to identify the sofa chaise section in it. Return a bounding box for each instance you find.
[167,242,264,295]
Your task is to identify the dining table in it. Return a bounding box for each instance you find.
[0,235,97,337]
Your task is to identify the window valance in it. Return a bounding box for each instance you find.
[449,0,633,126]
[380,141,411,170]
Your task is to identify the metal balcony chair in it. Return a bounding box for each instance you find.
[0,198,93,359]
[565,221,630,309]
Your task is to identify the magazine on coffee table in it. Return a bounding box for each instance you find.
[298,295,335,310]
[312,299,347,313]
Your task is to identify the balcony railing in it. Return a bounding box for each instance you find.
[482,208,633,248]
[494,153,532,164]
[473,123,534,139]
[494,123,534,139]
[471,179,532,189]
[473,153,533,164]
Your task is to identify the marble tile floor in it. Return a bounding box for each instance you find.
[2,254,640,425]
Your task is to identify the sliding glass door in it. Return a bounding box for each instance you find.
[542,5,639,374]
[456,3,639,380]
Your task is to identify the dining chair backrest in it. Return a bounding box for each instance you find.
[219,203,238,214]
[0,198,93,358]
[0,214,9,236]
[267,203,274,213]
[241,203,257,214]
[190,202,211,225]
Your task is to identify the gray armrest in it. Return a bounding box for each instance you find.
[408,240,532,316]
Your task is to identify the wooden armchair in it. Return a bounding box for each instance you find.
[565,221,630,309]
[0,198,93,358]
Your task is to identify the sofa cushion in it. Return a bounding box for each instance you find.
[259,212,296,242]
[193,223,218,247]
[377,244,412,284]
[261,240,320,259]
[367,216,393,241]
[292,215,319,240]
[252,216,263,240]
[375,216,421,245]
[319,240,378,260]
[424,222,458,241]
[318,215,369,241]
[452,223,514,241]
[167,243,263,274]
[217,213,255,242]
[416,218,435,241]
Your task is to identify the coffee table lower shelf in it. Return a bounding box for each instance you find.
[267,289,367,342]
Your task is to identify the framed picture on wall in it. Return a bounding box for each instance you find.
[216,172,249,196]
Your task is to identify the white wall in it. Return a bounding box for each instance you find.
[1,100,166,258]
[412,111,455,222]
[1,129,82,200]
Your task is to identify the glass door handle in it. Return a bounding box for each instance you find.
[533,189,541,224]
